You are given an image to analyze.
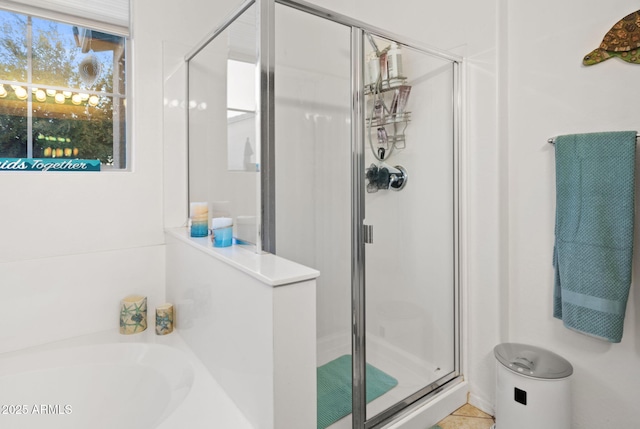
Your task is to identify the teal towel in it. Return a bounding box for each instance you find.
[553,131,636,343]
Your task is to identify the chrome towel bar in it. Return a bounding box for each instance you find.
[547,133,640,145]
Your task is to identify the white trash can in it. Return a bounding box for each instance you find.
[494,343,573,429]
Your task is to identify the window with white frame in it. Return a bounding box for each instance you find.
[0,8,127,168]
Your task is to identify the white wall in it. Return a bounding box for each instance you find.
[0,1,176,351]
[0,0,243,353]
[507,1,640,427]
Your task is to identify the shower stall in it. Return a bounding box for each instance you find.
[186,0,462,427]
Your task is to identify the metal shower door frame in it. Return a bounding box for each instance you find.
[349,31,463,429]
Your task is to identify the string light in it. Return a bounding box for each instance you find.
[14,86,28,100]
[0,84,107,107]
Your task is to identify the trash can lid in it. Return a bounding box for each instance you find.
[494,343,573,379]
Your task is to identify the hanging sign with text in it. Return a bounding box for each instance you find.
[0,158,101,172]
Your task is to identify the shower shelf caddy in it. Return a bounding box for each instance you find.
[365,78,412,152]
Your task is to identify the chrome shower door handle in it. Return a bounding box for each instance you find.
[363,224,373,244]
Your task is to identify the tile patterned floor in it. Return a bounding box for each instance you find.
[436,404,495,429]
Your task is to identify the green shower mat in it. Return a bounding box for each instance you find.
[317,354,398,429]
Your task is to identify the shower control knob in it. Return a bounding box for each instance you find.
[389,165,408,191]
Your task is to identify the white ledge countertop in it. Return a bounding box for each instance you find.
[165,227,320,287]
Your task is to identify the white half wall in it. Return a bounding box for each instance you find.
[164,231,317,429]
[0,0,243,353]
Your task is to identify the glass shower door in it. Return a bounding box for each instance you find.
[273,4,354,429]
[271,3,460,428]
[362,33,459,424]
